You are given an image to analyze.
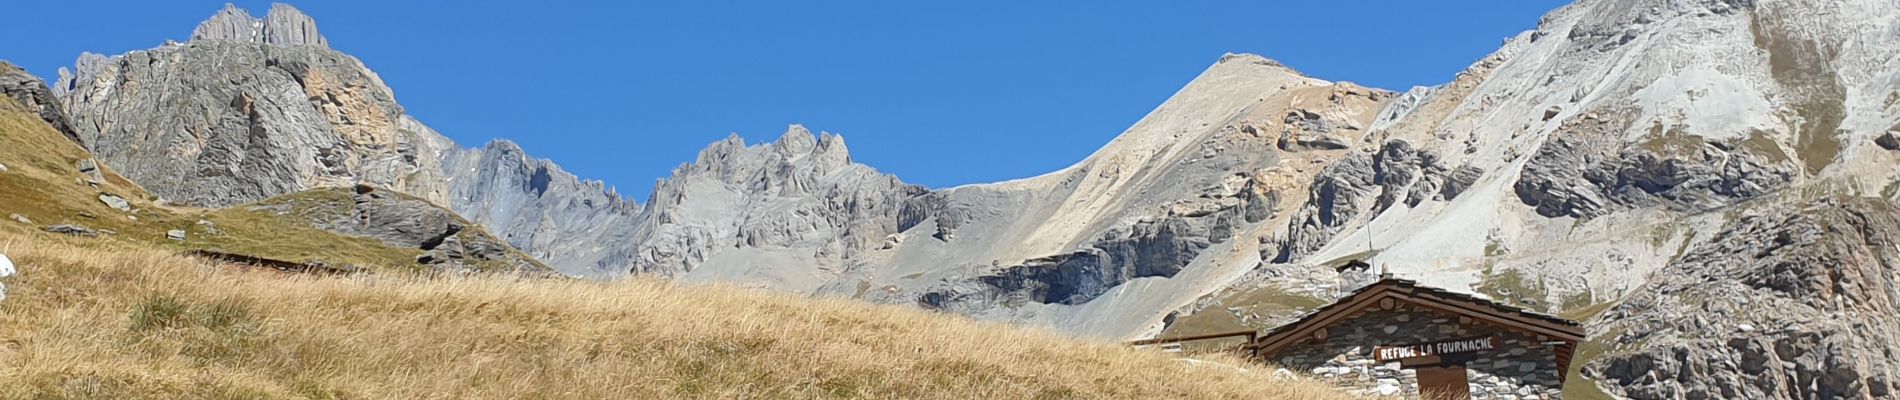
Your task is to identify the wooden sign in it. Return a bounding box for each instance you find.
[1373,336,1498,362]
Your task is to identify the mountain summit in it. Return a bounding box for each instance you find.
[192,3,329,48]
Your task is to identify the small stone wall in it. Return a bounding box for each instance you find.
[1267,302,1565,399]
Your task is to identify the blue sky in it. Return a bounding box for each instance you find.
[3,1,1567,201]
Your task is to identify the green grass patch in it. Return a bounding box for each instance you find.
[1162,285,1327,352]
[1475,267,1550,312]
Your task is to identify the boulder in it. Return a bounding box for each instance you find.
[98,194,131,212]
[43,224,100,237]
[1278,131,1352,152]
[1877,132,1900,151]
[166,230,187,241]
[75,159,104,182]
[8,214,29,224]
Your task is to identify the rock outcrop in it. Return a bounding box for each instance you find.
[1269,139,1460,264]
[247,185,550,274]
[1585,199,1900,399]
[1514,110,1797,219]
[0,62,78,143]
[925,183,1273,309]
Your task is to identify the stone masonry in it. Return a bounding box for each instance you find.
[1268,303,1566,399]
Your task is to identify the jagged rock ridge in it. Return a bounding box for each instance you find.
[191,3,329,48]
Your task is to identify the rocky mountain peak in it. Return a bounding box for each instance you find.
[189,4,259,43]
[773,124,819,156]
[189,3,328,48]
[670,125,868,192]
[262,3,328,48]
[51,52,107,98]
[815,131,851,166]
[1216,52,1285,68]
[768,125,853,170]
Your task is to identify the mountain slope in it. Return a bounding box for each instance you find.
[863,55,1391,337]
[3,68,546,275]
[1175,0,1900,397]
[0,228,1357,399]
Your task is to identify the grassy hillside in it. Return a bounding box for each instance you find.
[0,231,1358,399]
[0,95,543,275]
[200,187,551,274]
[3,83,1357,399]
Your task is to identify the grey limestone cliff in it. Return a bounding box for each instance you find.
[56,3,432,207]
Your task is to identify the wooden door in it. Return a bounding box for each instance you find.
[1415,365,1470,400]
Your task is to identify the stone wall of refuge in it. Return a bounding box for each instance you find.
[1267,305,1566,399]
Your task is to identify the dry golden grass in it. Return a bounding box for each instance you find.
[0,230,1358,399]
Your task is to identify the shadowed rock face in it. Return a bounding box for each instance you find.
[923,180,1274,309]
[1270,139,1455,264]
[0,62,78,144]
[1514,110,1798,219]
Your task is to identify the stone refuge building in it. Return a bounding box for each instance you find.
[1253,270,1585,399]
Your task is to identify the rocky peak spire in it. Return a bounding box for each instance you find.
[772,124,818,157]
[262,3,327,47]
[190,4,262,43]
[52,52,108,98]
[188,3,328,48]
[813,131,851,169]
